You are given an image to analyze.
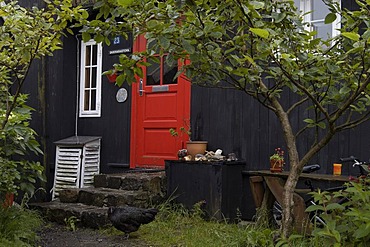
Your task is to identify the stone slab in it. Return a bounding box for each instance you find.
[29,201,110,229]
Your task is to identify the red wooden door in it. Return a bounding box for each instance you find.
[130,36,191,168]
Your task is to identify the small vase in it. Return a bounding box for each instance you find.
[270,159,284,173]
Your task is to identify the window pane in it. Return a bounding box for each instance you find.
[294,0,300,11]
[85,46,91,66]
[163,56,178,85]
[313,22,332,40]
[311,1,329,20]
[91,68,97,88]
[146,57,161,85]
[147,39,161,54]
[85,68,90,88]
[91,90,96,110]
[84,90,90,110]
[92,45,97,65]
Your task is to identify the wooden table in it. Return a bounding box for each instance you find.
[242,170,350,232]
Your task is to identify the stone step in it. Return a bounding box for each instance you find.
[93,171,166,193]
[30,201,110,229]
[31,171,167,229]
[59,187,164,208]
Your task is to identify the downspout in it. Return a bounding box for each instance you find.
[75,35,80,137]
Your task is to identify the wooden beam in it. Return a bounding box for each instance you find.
[249,176,265,208]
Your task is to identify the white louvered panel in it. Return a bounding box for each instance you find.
[52,147,82,200]
[81,140,100,188]
[52,137,101,199]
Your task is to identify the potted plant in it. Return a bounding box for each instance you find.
[270,147,285,173]
[169,121,208,160]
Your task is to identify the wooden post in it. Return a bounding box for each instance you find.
[264,176,310,233]
[249,176,265,208]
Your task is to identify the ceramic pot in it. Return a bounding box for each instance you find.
[186,141,208,160]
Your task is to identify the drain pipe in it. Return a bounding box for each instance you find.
[75,35,80,137]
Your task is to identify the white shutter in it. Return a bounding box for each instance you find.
[52,147,82,199]
[81,140,100,188]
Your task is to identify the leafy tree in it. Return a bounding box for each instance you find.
[78,0,370,238]
[0,1,87,199]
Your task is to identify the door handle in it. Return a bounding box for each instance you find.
[139,78,145,96]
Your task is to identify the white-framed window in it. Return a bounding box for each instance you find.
[79,40,102,117]
[295,0,341,39]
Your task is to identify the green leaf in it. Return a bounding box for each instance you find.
[354,224,370,239]
[66,28,74,35]
[95,33,104,43]
[147,20,160,29]
[250,1,265,9]
[306,204,324,212]
[303,118,315,124]
[342,32,360,41]
[82,32,91,42]
[250,28,269,39]
[182,39,195,54]
[339,86,351,95]
[210,31,223,39]
[317,122,326,129]
[363,30,370,40]
[158,35,170,49]
[273,12,286,23]
[324,13,337,24]
[326,203,345,211]
[117,0,134,7]
[115,74,125,87]
[81,10,89,19]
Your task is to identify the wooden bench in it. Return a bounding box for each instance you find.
[242,170,349,233]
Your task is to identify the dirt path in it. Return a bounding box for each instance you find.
[37,222,150,247]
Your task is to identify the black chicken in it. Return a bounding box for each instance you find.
[107,206,158,238]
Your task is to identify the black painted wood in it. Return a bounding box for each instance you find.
[191,84,370,177]
[165,160,247,221]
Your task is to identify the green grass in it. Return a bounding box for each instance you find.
[0,206,43,246]
[137,201,276,247]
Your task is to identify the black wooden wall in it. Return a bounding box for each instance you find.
[23,34,133,196]
[77,36,133,173]
[190,85,370,177]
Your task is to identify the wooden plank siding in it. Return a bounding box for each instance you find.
[191,85,370,177]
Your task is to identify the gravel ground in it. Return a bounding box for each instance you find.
[37,222,150,247]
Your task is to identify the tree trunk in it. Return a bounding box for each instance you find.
[270,97,301,238]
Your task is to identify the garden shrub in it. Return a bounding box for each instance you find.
[0,94,45,198]
[0,206,43,246]
[305,178,370,247]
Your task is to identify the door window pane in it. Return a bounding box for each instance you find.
[147,57,161,85]
[163,56,178,85]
